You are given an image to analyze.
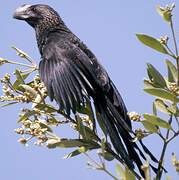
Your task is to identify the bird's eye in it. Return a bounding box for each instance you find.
[31,7,36,11]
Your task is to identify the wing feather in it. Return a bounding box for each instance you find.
[39,59,54,100]
[39,44,95,114]
[55,63,75,113]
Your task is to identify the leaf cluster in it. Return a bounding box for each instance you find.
[1,47,137,180]
[1,3,179,180]
[135,3,179,180]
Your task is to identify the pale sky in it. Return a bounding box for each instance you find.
[0,0,179,180]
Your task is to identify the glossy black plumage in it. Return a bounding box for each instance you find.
[13,4,158,177]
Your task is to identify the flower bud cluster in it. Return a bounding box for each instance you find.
[0,73,48,104]
[0,73,10,83]
[168,82,179,96]
[33,74,47,97]
[159,35,169,45]
[134,128,148,134]
[173,160,179,172]
[0,57,8,66]
[18,137,28,146]
[80,115,93,129]
[166,3,175,11]
[0,73,16,102]
[2,86,12,96]
[127,111,141,122]
[14,110,50,147]
[14,127,24,134]
[71,124,77,130]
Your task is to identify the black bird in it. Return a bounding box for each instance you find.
[13,4,158,177]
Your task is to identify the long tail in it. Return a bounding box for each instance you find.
[94,81,158,178]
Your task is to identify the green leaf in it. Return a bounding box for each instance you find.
[132,133,149,142]
[75,115,99,141]
[154,99,171,115]
[14,69,25,84]
[39,122,53,133]
[166,176,171,180]
[0,102,18,108]
[83,126,99,141]
[17,110,38,123]
[143,113,172,129]
[165,59,178,82]
[102,152,114,161]
[141,157,151,180]
[78,97,96,125]
[22,72,31,79]
[136,34,168,54]
[98,151,114,161]
[101,137,105,154]
[76,114,88,139]
[57,139,84,148]
[143,79,155,88]
[142,121,158,133]
[20,84,38,98]
[125,167,136,180]
[143,88,179,103]
[153,101,157,116]
[63,147,87,159]
[156,6,172,22]
[147,63,167,88]
[35,104,57,113]
[13,69,26,91]
[13,72,30,89]
[167,104,177,114]
[168,105,179,117]
[167,105,179,118]
[156,6,165,17]
[46,139,100,149]
[116,164,125,180]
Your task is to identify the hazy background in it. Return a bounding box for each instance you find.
[0,0,179,180]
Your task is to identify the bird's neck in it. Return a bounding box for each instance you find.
[35,22,70,55]
[35,29,47,55]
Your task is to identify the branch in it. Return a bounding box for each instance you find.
[105,144,143,180]
[156,115,172,179]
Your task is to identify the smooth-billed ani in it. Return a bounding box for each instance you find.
[13,4,158,177]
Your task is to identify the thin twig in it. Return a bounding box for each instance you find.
[105,144,143,180]
[165,44,176,57]
[5,59,37,69]
[170,19,179,86]
[156,115,172,179]
[11,46,36,66]
[19,69,36,73]
[84,152,119,180]
[170,20,178,57]
[167,130,179,143]
[157,132,165,141]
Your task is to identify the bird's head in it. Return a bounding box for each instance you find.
[13,4,61,28]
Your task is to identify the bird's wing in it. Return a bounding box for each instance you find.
[72,37,132,128]
[39,38,135,167]
[39,40,99,114]
[39,37,132,131]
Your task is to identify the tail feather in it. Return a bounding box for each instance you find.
[95,99,135,169]
[139,140,158,163]
[109,81,159,163]
[120,133,145,177]
[93,81,158,178]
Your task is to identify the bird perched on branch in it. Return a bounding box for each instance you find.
[13,4,158,177]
